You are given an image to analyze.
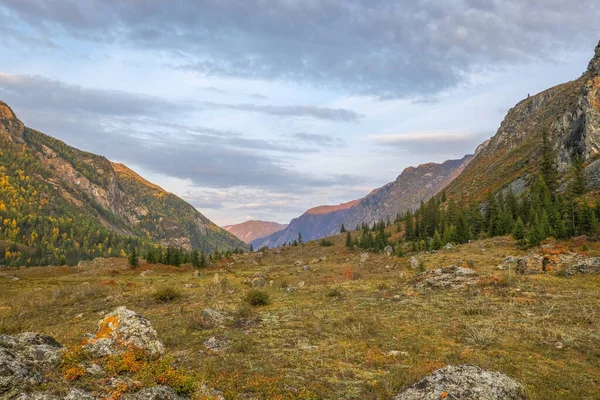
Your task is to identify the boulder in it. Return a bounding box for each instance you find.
[0,333,62,399]
[444,243,455,250]
[360,253,370,263]
[204,336,229,352]
[394,365,526,400]
[383,246,394,256]
[411,266,478,289]
[201,308,232,328]
[251,273,266,287]
[83,307,164,357]
[409,256,420,269]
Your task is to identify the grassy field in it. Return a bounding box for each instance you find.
[1,234,599,399]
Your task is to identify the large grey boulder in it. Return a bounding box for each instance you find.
[0,333,63,399]
[83,307,164,357]
[394,365,526,400]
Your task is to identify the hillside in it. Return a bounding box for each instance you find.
[223,220,287,243]
[252,154,475,249]
[445,40,600,200]
[0,101,245,266]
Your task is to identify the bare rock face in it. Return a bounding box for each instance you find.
[394,365,526,400]
[514,251,600,275]
[0,333,62,399]
[411,266,478,289]
[83,307,165,357]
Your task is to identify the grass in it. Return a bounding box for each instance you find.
[0,234,599,399]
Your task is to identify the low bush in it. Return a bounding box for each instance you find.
[152,287,181,303]
[245,289,270,306]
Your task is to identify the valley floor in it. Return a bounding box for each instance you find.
[1,235,599,399]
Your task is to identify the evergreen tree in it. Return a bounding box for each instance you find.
[191,249,200,268]
[432,229,442,250]
[200,251,207,268]
[345,231,352,248]
[340,224,346,233]
[571,156,586,196]
[128,248,139,269]
[512,217,525,241]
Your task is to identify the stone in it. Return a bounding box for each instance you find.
[411,266,478,289]
[393,364,526,400]
[0,333,63,399]
[294,261,303,266]
[212,274,221,284]
[201,308,232,327]
[383,246,394,256]
[193,270,201,277]
[360,253,370,263]
[303,265,310,271]
[0,333,63,367]
[0,346,41,398]
[64,389,98,400]
[409,256,420,269]
[251,273,266,287]
[183,283,198,289]
[444,243,455,250]
[204,336,229,352]
[140,270,154,276]
[83,307,165,357]
[123,385,187,400]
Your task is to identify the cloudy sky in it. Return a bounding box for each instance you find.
[0,1,598,225]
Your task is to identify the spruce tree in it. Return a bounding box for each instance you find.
[340,224,346,233]
[128,248,139,269]
[345,231,352,248]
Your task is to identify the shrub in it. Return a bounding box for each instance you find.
[326,287,343,298]
[245,290,270,306]
[319,239,334,247]
[152,287,181,303]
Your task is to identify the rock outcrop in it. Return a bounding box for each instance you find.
[83,307,165,357]
[394,365,526,400]
[0,333,62,399]
[509,251,600,275]
[411,266,478,289]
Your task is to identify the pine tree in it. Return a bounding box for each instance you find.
[345,231,352,248]
[191,249,200,268]
[340,224,346,233]
[200,251,207,267]
[128,247,139,269]
[571,156,586,196]
[432,229,442,250]
[512,217,525,241]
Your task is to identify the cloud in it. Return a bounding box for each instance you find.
[372,131,491,157]
[199,101,363,122]
[1,1,598,98]
[0,72,365,193]
[291,132,342,147]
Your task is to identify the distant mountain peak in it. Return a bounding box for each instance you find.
[224,220,287,244]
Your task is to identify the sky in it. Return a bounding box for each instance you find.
[0,1,598,226]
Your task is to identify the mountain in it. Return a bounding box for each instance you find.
[223,220,287,243]
[252,153,476,249]
[445,40,600,200]
[0,101,245,266]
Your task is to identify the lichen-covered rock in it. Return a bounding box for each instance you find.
[251,273,266,287]
[83,307,164,357]
[0,333,62,367]
[64,389,98,400]
[122,385,188,400]
[201,308,232,328]
[411,266,478,289]
[360,253,370,263]
[0,333,63,399]
[409,256,420,269]
[394,365,526,400]
[0,347,41,399]
[510,251,600,275]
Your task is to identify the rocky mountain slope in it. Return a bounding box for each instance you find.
[0,101,245,265]
[252,154,476,249]
[445,40,600,200]
[223,220,287,244]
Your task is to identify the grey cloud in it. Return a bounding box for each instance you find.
[0,72,365,192]
[1,1,598,98]
[372,131,491,157]
[199,101,363,122]
[291,132,342,147]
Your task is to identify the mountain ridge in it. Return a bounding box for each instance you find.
[223,220,287,244]
[0,101,245,266]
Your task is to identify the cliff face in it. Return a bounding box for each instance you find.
[446,40,600,199]
[252,154,475,249]
[0,101,245,254]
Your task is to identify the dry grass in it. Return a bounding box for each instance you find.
[0,235,599,399]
